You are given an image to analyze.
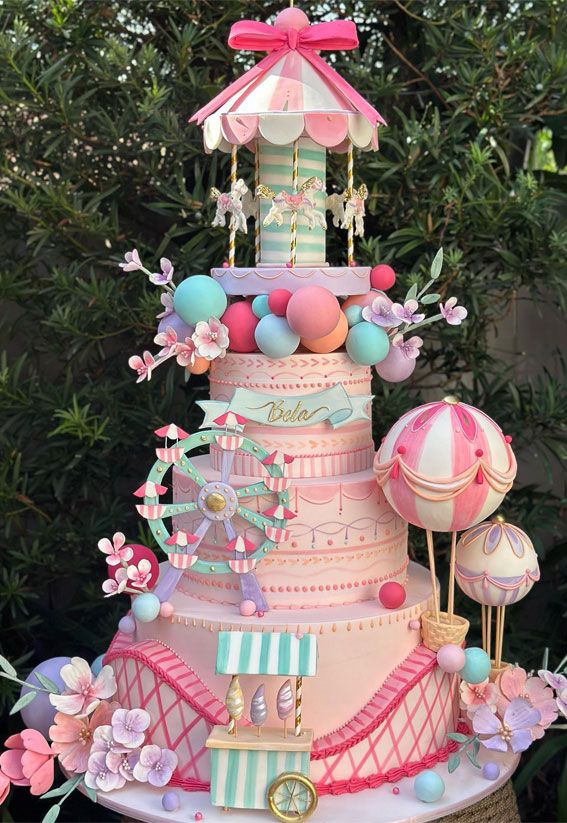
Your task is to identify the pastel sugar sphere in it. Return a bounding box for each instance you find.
[414,770,445,803]
[375,343,417,383]
[162,791,180,812]
[255,315,300,358]
[157,312,193,341]
[344,305,363,327]
[188,357,210,375]
[239,599,257,617]
[379,581,406,609]
[286,286,340,339]
[370,264,396,291]
[301,311,348,354]
[436,644,466,674]
[346,322,389,365]
[268,289,292,317]
[342,290,377,312]
[160,601,174,619]
[252,294,271,319]
[91,654,105,676]
[20,656,70,736]
[275,6,309,30]
[132,592,161,623]
[459,647,491,684]
[482,762,500,781]
[118,614,136,634]
[221,301,258,352]
[173,275,227,326]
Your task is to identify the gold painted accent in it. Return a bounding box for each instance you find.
[443,394,460,405]
[267,770,318,822]
[210,565,216,572]
[157,467,163,472]
[200,435,207,441]
[206,492,226,512]
[251,399,329,425]
[492,514,506,524]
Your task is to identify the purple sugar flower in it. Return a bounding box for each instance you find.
[472,697,541,753]
[361,294,399,327]
[91,725,127,756]
[119,249,143,272]
[111,708,150,749]
[85,750,126,792]
[149,257,174,286]
[391,299,425,325]
[392,334,423,359]
[440,296,467,325]
[106,750,139,782]
[133,744,178,787]
[157,292,174,320]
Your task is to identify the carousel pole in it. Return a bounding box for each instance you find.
[447,531,457,623]
[495,605,506,668]
[347,141,354,266]
[294,675,302,736]
[254,143,261,265]
[228,144,237,267]
[290,138,299,266]
[425,529,440,622]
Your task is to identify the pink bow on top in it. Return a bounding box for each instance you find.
[190,14,386,128]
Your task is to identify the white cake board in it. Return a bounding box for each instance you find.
[93,750,519,823]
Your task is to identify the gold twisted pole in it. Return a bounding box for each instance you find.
[347,141,354,266]
[228,145,237,267]
[254,144,261,265]
[290,139,299,267]
[295,675,302,736]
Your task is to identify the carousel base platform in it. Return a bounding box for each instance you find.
[93,749,520,823]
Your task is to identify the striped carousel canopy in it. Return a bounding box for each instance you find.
[216,631,318,677]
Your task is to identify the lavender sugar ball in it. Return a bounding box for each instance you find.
[482,762,500,781]
[162,791,180,812]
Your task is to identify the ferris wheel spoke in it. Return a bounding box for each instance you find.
[235,504,274,531]
[234,482,271,499]
[224,520,238,542]
[153,517,211,603]
[175,457,207,488]
[158,501,200,517]
[219,447,237,485]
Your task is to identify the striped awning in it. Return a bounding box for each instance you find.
[216,631,317,677]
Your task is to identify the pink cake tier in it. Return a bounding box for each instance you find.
[104,562,461,796]
[208,352,374,479]
[210,265,371,296]
[172,459,408,609]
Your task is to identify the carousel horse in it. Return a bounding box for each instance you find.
[210,177,249,233]
[326,184,368,238]
[256,176,327,230]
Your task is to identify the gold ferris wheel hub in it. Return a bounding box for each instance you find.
[206,492,226,512]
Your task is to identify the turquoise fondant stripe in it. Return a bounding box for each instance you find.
[278,632,291,674]
[224,749,239,808]
[244,749,258,808]
[266,750,279,786]
[210,750,219,802]
[239,631,253,672]
[216,631,229,673]
[259,632,271,673]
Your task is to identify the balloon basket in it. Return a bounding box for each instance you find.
[421,610,469,652]
[489,661,511,682]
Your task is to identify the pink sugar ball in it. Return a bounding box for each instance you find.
[409,619,421,631]
[275,7,309,30]
[286,286,340,339]
[375,344,417,383]
[239,599,257,617]
[379,581,406,609]
[436,644,466,673]
[221,301,259,353]
[268,288,293,317]
[370,264,396,291]
[160,601,174,619]
[342,290,378,312]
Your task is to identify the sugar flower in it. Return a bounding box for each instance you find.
[154,326,178,357]
[156,291,174,320]
[392,333,423,360]
[539,670,567,718]
[149,257,174,286]
[460,677,499,714]
[49,657,117,717]
[498,666,558,737]
[119,249,143,272]
[98,532,133,567]
[49,700,117,773]
[0,730,55,796]
[132,744,178,787]
[111,708,150,749]
[361,294,399,327]
[175,338,197,368]
[106,749,139,782]
[391,299,425,325]
[85,750,125,792]
[126,559,154,589]
[128,351,156,383]
[472,697,540,753]
[0,770,9,805]
[440,296,468,325]
[102,567,128,597]
[192,317,229,361]
[90,725,127,757]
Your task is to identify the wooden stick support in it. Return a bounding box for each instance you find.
[448,531,457,622]
[228,145,237,267]
[283,717,288,739]
[481,604,487,653]
[425,529,440,622]
[290,139,299,266]
[495,605,506,668]
[486,605,492,661]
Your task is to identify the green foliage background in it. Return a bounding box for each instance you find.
[0,0,566,820]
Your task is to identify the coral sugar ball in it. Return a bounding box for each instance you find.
[346,321,389,365]
[379,581,406,609]
[132,592,161,623]
[221,301,258,352]
[187,357,210,375]
[239,599,257,617]
[414,770,445,803]
[436,644,466,674]
[459,647,491,684]
[173,275,227,326]
[255,315,300,358]
[342,290,378,312]
[286,286,340,339]
[370,264,396,291]
[301,311,348,354]
[268,289,292,317]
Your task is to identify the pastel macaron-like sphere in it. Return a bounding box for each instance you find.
[268,289,293,317]
[378,581,406,609]
[275,7,309,30]
[162,791,181,812]
[252,294,271,319]
[286,286,340,339]
[346,321,390,366]
[91,654,105,676]
[239,599,257,617]
[301,311,348,354]
[157,311,194,341]
[20,657,71,736]
[375,343,417,383]
[482,762,500,781]
[221,301,258,353]
[414,770,445,803]
[118,614,136,635]
[436,644,466,674]
[132,592,161,623]
[187,357,210,375]
[255,314,300,358]
[173,275,227,326]
[370,264,396,291]
[344,305,364,327]
[342,289,378,312]
[459,647,491,684]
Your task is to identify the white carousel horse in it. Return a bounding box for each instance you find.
[326,192,345,228]
[210,178,249,233]
[242,188,259,221]
[256,176,327,230]
[326,184,368,238]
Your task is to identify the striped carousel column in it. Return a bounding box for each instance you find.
[347,141,355,266]
[228,145,237,267]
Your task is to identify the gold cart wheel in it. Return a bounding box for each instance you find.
[267,772,318,822]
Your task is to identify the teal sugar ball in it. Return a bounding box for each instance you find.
[173,276,227,325]
[345,321,389,365]
[252,294,271,319]
[254,314,300,358]
[459,647,491,684]
[91,654,105,676]
[344,305,364,327]
[414,770,445,803]
[132,592,161,623]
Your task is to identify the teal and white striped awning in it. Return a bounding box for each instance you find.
[216,631,317,677]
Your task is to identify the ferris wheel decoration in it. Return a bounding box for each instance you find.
[134,422,294,612]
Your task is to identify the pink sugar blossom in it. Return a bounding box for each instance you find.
[473,697,540,754]
[126,559,154,589]
[157,292,174,320]
[106,750,139,782]
[540,670,567,718]
[0,770,9,805]
[102,567,128,597]
[49,657,116,717]
[460,677,499,714]
[0,730,55,796]
[132,744,178,787]
[392,333,423,360]
[98,532,133,567]
[149,257,174,286]
[391,299,425,325]
[85,750,125,792]
[361,294,399,328]
[192,317,229,361]
[498,666,558,737]
[49,701,117,774]
[111,708,150,749]
[128,351,156,382]
[175,337,197,368]
[154,326,178,357]
[440,296,468,325]
[119,249,143,272]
